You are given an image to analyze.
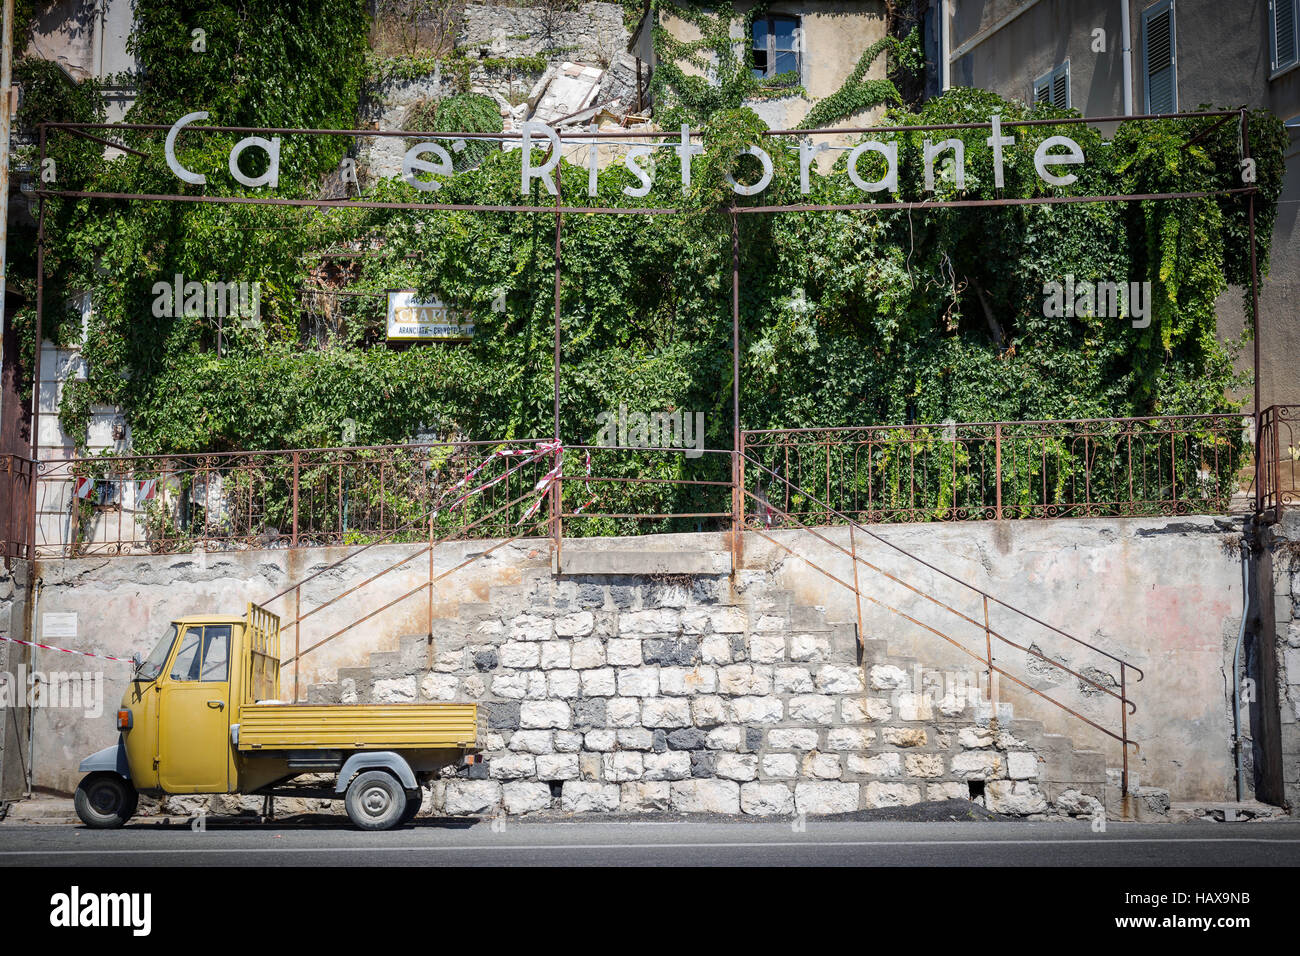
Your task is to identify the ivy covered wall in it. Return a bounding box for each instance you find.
[6,0,1287,478]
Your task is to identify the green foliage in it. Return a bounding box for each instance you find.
[646,1,803,127]
[12,0,371,432]
[796,34,901,130]
[646,1,908,130]
[430,92,505,170]
[16,6,1283,531]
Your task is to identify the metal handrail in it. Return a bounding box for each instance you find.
[737,451,1140,792]
[741,453,1143,676]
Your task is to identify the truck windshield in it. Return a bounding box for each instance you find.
[135,625,177,681]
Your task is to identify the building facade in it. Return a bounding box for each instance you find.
[939,0,1300,409]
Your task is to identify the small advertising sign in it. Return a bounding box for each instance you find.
[386,291,474,341]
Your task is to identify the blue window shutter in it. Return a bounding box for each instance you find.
[1143,1,1177,113]
[1272,0,1299,72]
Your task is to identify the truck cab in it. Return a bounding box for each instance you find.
[74,604,479,830]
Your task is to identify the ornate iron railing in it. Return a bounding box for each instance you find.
[20,411,1275,559]
[1258,405,1300,519]
[740,414,1251,526]
[32,439,555,557]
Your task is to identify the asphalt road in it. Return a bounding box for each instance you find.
[2,817,1299,866]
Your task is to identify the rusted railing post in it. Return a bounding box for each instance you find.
[434,504,439,671]
[983,594,993,700]
[994,423,1003,520]
[551,460,563,574]
[1120,662,1129,796]
[733,434,746,576]
[293,584,300,702]
[290,451,300,548]
[1273,407,1283,521]
[848,521,864,655]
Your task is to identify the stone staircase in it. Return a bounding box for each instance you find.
[299,550,1169,820]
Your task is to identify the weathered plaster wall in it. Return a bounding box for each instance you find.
[1266,511,1300,810]
[746,517,1248,803]
[25,516,1249,809]
[947,0,1300,409]
[0,560,34,800]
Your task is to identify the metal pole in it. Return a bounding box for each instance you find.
[994,423,1003,519]
[983,594,993,700]
[293,585,300,702]
[731,210,740,576]
[849,521,864,656]
[1120,662,1129,797]
[290,451,300,547]
[1243,109,1265,513]
[27,125,45,554]
[0,0,15,404]
[552,156,563,571]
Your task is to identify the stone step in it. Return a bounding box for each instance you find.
[1068,750,1107,784]
[285,548,1161,820]
[559,547,731,576]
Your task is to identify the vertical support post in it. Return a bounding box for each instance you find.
[293,584,300,703]
[848,521,864,656]
[290,450,300,548]
[994,423,1003,520]
[731,210,740,578]
[1120,662,1129,797]
[983,594,993,701]
[1244,108,1264,515]
[28,125,46,556]
[1273,407,1283,521]
[434,504,439,671]
[552,147,564,572]
[0,0,15,396]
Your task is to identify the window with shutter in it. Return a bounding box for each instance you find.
[1143,1,1177,114]
[1272,0,1299,73]
[1032,62,1070,108]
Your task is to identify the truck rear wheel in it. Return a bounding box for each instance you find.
[344,770,406,831]
[74,773,138,829]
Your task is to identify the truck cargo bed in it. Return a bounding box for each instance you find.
[236,703,479,751]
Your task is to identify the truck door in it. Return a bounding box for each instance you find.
[158,624,232,793]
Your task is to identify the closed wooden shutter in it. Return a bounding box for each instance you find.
[1272,0,1299,72]
[1143,1,1177,113]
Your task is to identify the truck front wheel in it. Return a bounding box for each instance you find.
[74,773,138,829]
[344,770,406,831]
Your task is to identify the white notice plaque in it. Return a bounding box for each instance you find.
[43,612,78,638]
[386,291,474,341]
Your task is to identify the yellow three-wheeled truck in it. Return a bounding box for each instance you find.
[74,604,479,830]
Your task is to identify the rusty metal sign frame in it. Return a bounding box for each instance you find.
[26,108,1268,558]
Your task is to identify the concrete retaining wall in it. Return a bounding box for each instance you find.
[21,515,1252,810]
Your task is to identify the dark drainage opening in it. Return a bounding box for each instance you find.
[968,780,986,805]
[548,781,563,799]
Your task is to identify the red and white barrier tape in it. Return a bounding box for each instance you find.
[430,439,597,527]
[0,633,134,664]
